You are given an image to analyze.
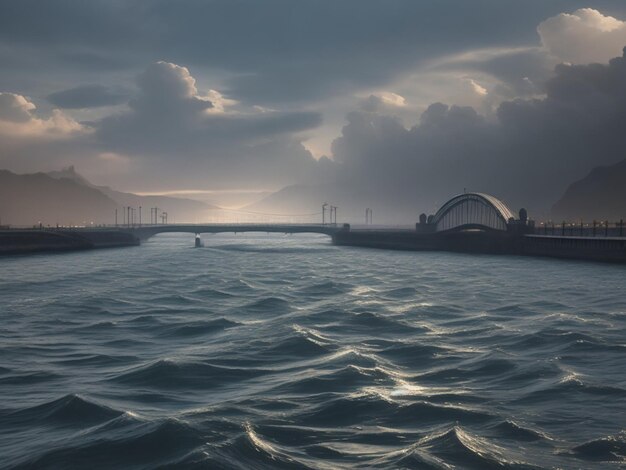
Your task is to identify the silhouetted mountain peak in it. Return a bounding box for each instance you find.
[47,166,93,187]
[552,159,626,221]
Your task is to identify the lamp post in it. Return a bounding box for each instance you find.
[322,203,328,225]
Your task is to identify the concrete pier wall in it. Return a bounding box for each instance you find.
[0,229,140,255]
[333,230,626,263]
[522,235,626,262]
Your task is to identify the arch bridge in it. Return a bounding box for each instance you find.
[423,193,522,233]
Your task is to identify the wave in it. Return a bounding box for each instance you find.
[503,328,626,357]
[412,426,538,469]
[380,286,418,299]
[293,394,398,427]
[346,311,417,333]
[384,401,495,426]
[19,418,206,469]
[112,359,269,389]
[73,320,118,333]
[0,370,61,386]
[1,394,122,428]
[190,422,317,470]
[275,364,394,396]
[295,281,352,297]
[241,296,291,314]
[157,318,240,338]
[516,373,626,403]
[150,293,198,305]
[190,286,236,299]
[259,330,333,360]
[491,420,552,442]
[54,353,138,366]
[126,314,164,325]
[418,357,518,382]
[567,432,626,462]
[207,243,332,255]
[377,342,453,367]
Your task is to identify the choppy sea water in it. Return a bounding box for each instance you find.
[1,233,625,469]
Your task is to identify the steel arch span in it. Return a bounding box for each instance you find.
[432,193,516,232]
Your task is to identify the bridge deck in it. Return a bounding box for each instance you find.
[128,223,347,240]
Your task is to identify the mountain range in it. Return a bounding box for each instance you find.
[2,159,625,227]
[248,160,626,224]
[0,167,218,226]
[551,159,626,222]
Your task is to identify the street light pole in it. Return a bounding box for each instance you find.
[322,203,328,225]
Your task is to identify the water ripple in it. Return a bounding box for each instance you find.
[1,233,625,469]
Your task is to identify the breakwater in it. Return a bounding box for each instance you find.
[332,229,626,263]
[0,229,140,255]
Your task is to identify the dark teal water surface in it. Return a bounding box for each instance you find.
[1,233,625,469]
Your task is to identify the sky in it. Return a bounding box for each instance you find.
[1,1,626,216]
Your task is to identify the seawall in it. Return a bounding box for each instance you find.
[0,229,140,255]
[333,230,626,263]
[332,230,522,254]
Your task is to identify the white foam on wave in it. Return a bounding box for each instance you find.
[245,422,279,455]
[349,286,378,296]
[364,376,460,403]
[291,324,334,346]
[387,301,434,313]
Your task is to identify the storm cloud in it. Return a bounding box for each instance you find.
[47,85,128,109]
[94,61,322,190]
[1,2,626,214]
[330,46,626,217]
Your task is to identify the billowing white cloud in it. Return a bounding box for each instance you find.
[538,8,626,64]
[0,92,84,137]
[132,61,214,118]
[464,78,488,96]
[359,92,406,112]
[0,92,35,122]
[0,61,324,189]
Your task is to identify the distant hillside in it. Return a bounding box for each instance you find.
[245,183,431,225]
[552,159,626,221]
[0,166,220,226]
[47,167,219,223]
[0,170,118,226]
[245,184,325,214]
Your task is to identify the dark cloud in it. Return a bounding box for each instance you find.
[93,61,323,189]
[329,47,626,217]
[0,61,325,190]
[47,84,128,109]
[97,62,321,151]
[2,1,626,207]
[3,0,624,106]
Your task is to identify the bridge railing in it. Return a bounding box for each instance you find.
[536,220,625,238]
[1,222,343,230]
